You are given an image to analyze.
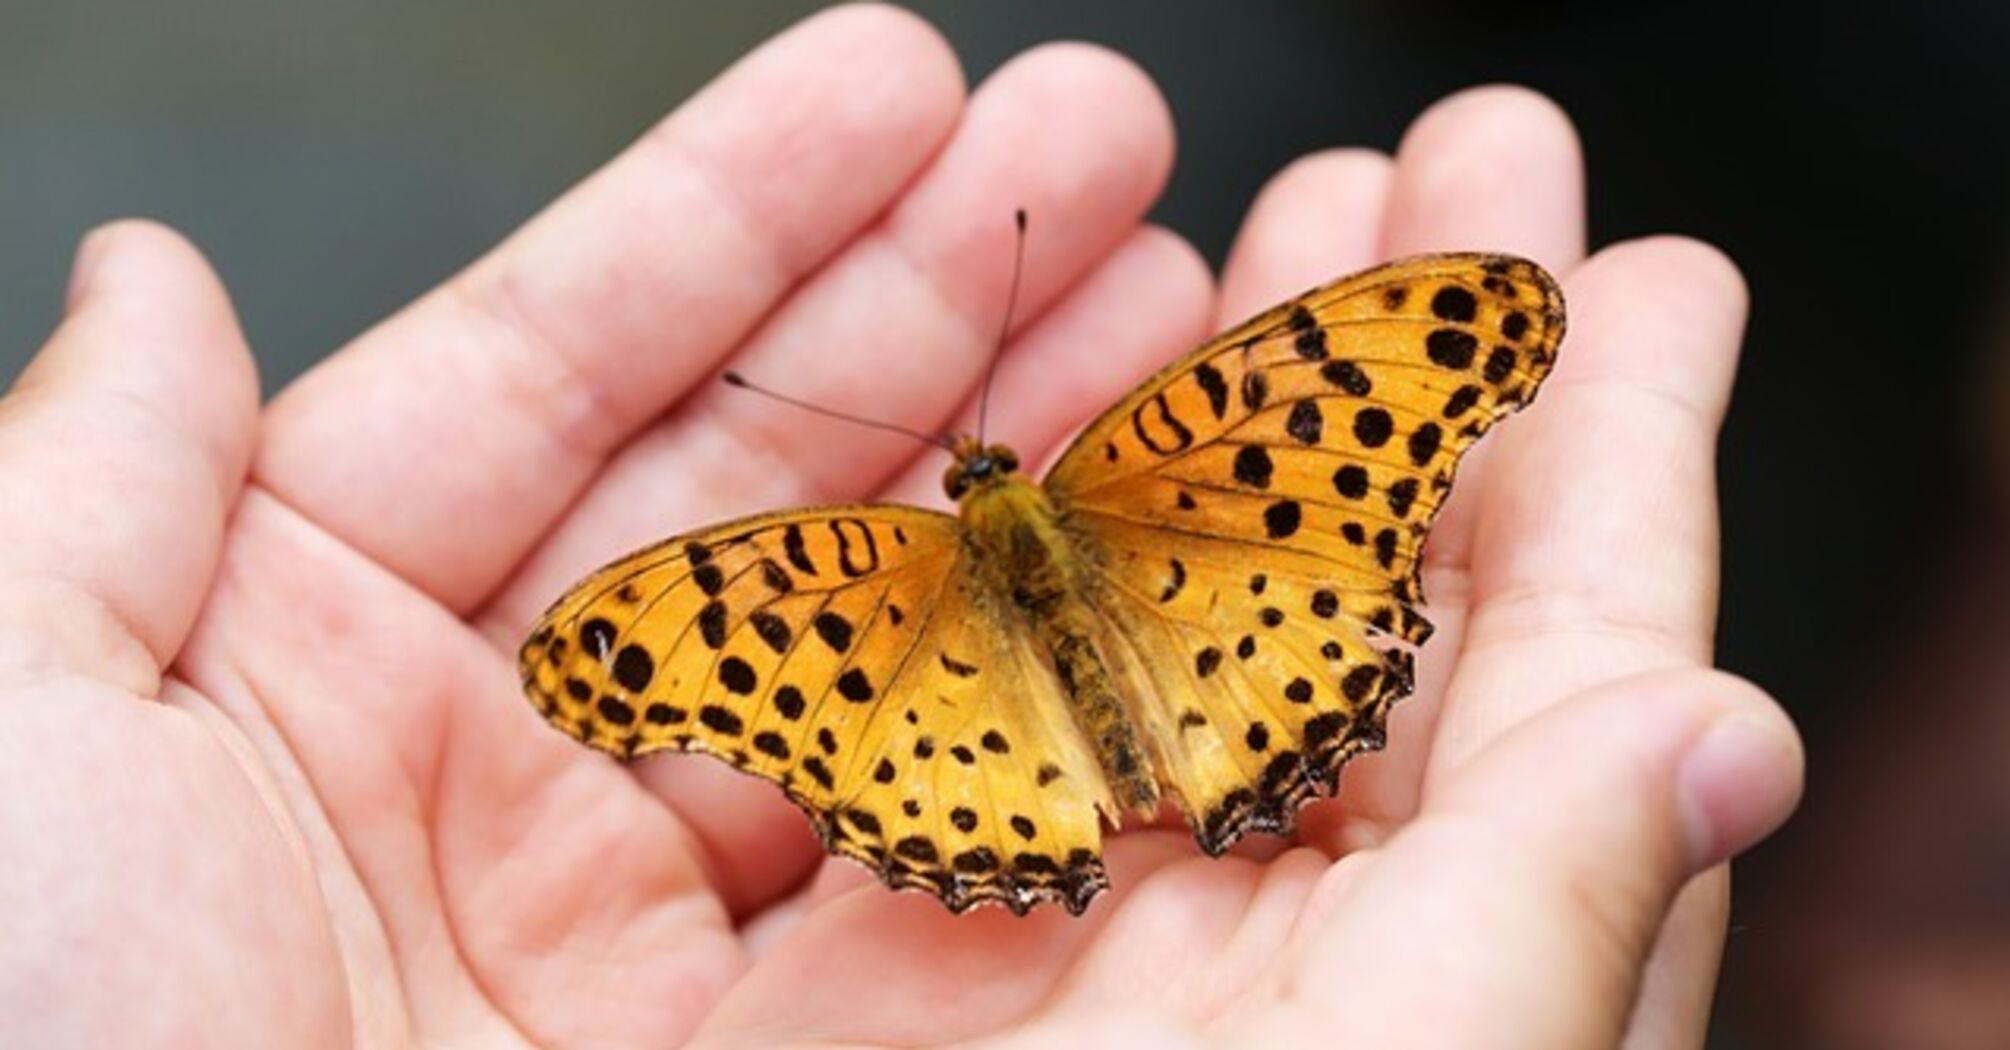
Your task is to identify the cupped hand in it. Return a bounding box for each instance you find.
[0,6,1802,1048]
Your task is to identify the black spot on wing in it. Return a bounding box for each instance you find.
[718,657,758,695]
[1193,362,1230,419]
[1353,408,1394,448]
[1387,478,1420,517]
[698,705,744,736]
[1159,558,1186,603]
[1426,329,1479,369]
[1264,500,1302,539]
[1286,400,1324,445]
[1443,384,1484,419]
[837,668,874,702]
[1132,391,1195,455]
[1430,285,1478,322]
[1332,464,1370,500]
[748,611,792,654]
[1374,528,1400,570]
[1195,647,1223,677]
[580,618,617,660]
[813,611,854,653]
[612,645,654,692]
[1240,370,1269,412]
[830,518,880,578]
[1320,359,1371,396]
[1233,445,1274,489]
[939,652,979,677]
[1293,327,1329,360]
[1408,423,1443,467]
[698,601,728,649]
[783,524,817,576]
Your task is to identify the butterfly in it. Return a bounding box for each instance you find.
[519,251,1563,915]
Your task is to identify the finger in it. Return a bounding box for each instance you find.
[1381,84,1585,579]
[257,4,966,611]
[1623,871,1729,1050]
[1432,237,1749,776]
[878,225,1215,506]
[1378,85,1586,268]
[481,42,1175,637]
[1285,669,1801,1050]
[696,832,1200,1046]
[0,221,258,693]
[1216,148,1393,325]
[1286,88,1588,836]
[1433,236,1750,1049]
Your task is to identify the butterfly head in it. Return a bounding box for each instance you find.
[943,435,1022,501]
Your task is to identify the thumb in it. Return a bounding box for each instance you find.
[1284,669,1802,1050]
[0,221,259,693]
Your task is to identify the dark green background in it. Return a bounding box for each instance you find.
[5,3,2007,1045]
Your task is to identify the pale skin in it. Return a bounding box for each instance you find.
[0,6,1803,1048]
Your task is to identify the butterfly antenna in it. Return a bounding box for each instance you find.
[721,372,956,453]
[975,208,1028,445]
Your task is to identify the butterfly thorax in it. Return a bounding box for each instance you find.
[954,448,1162,818]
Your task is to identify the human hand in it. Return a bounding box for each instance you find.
[0,6,1801,1048]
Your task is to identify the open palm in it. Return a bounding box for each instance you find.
[0,7,1801,1048]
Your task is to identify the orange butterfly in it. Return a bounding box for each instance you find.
[520,251,1563,915]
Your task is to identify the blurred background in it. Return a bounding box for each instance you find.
[4,2,2007,1045]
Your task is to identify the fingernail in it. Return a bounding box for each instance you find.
[66,226,113,310]
[1677,711,1801,869]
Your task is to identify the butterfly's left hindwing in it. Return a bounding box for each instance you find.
[1045,253,1564,848]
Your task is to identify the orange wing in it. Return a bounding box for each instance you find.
[1044,253,1565,848]
[519,505,1115,914]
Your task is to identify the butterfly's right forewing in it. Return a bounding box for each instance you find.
[1045,254,1565,851]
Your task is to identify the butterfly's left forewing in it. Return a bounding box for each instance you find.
[1045,253,1564,849]
[519,504,1114,914]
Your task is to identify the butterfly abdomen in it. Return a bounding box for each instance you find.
[963,476,1160,817]
[1039,617,1159,815]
